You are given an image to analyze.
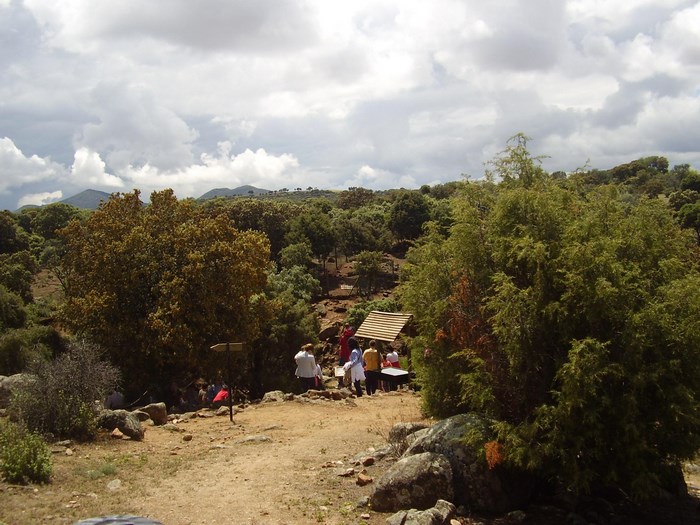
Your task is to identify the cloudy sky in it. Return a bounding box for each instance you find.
[1,0,700,210]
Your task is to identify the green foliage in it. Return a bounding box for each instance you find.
[30,202,82,240]
[268,265,322,303]
[0,325,57,375]
[353,250,384,295]
[0,250,39,302]
[388,191,431,240]
[0,211,30,255]
[399,138,700,499]
[59,190,271,394]
[207,198,302,258]
[279,242,314,269]
[0,285,27,331]
[0,420,52,484]
[285,208,336,264]
[336,187,377,210]
[9,340,120,441]
[345,297,401,330]
[333,203,392,256]
[247,265,320,397]
[677,202,700,244]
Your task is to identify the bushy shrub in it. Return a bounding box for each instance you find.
[0,325,58,375]
[0,420,52,484]
[10,340,120,441]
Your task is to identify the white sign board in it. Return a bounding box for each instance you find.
[210,342,245,353]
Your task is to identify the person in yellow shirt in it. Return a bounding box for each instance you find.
[362,340,382,395]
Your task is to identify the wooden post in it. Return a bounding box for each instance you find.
[209,342,245,423]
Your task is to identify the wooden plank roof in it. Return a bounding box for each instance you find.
[353,311,413,342]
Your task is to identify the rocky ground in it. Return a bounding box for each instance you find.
[2,389,698,525]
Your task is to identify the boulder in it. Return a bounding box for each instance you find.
[0,373,33,409]
[139,402,168,425]
[389,422,430,444]
[98,410,145,441]
[370,452,453,512]
[404,413,533,513]
[386,499,456,525]
[262,390,286,403]
[131,410,151,422]
[318,324,339,341]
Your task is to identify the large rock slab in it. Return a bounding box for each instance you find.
[404,413,533,513]
[98,410,145,441]
[370,452,453,513]
[138,402,168,425]
[386,499,456,525]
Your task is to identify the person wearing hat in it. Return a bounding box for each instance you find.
[294,343,317,392]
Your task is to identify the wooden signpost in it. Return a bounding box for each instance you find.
[209,342,245,422]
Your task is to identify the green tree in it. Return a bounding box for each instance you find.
[677,202,700,244]
[59,189,271,395]
[0,212,29,255]
[333,203,392,256]
[0,285,26,331]
[354,250,383,295]
[30,203,82,240]
[0,251,39,303]
[279,242,314,270]
[388,191,431,240]
[247,264,320,396]
[206,198,301,259]
[285,209,336,273]
[336,187,377,210]
[400,141,700,499]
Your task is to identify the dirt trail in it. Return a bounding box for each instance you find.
[133,392,427,525]
[1,391,428,525]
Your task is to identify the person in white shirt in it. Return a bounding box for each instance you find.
[343,337,365,397]
[386,348,400,368]
[294,343,317,392]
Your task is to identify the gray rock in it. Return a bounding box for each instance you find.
[97,410,145,441]
[386,499,456,525]
[131,410,151,422]
[389,422,430,443]
[0,373,33,409]
[139,402,168,425]
[370,452,453,512]
[262,390,286,403]
[404,413,533,513]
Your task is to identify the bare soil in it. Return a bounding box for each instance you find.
[2,391,698,525]
[1,391,430,525]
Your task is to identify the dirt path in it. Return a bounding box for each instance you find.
[2,389,699,525]
[1,391,429,525]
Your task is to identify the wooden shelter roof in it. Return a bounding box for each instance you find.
[353,311,413,342]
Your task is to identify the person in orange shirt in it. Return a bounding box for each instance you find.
[362,340,382,395]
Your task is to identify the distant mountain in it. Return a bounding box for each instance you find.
[60,189,111,210]
[198,185,270,200]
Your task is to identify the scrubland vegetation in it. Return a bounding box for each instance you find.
[1,134,699,503]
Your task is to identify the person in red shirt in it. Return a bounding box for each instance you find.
[337,324,354,388]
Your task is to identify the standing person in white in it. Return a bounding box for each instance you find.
[343,337,365,397]
[294,343,317,392]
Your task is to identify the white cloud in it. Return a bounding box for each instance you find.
[117,143,301,198]
[17,191,63,208]
[0,137,66,193]
[1,0,699,210]
[70,147,124,188]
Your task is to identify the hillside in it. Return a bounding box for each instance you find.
[60,189,111,210]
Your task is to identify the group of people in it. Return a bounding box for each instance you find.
[295,323,402,397]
